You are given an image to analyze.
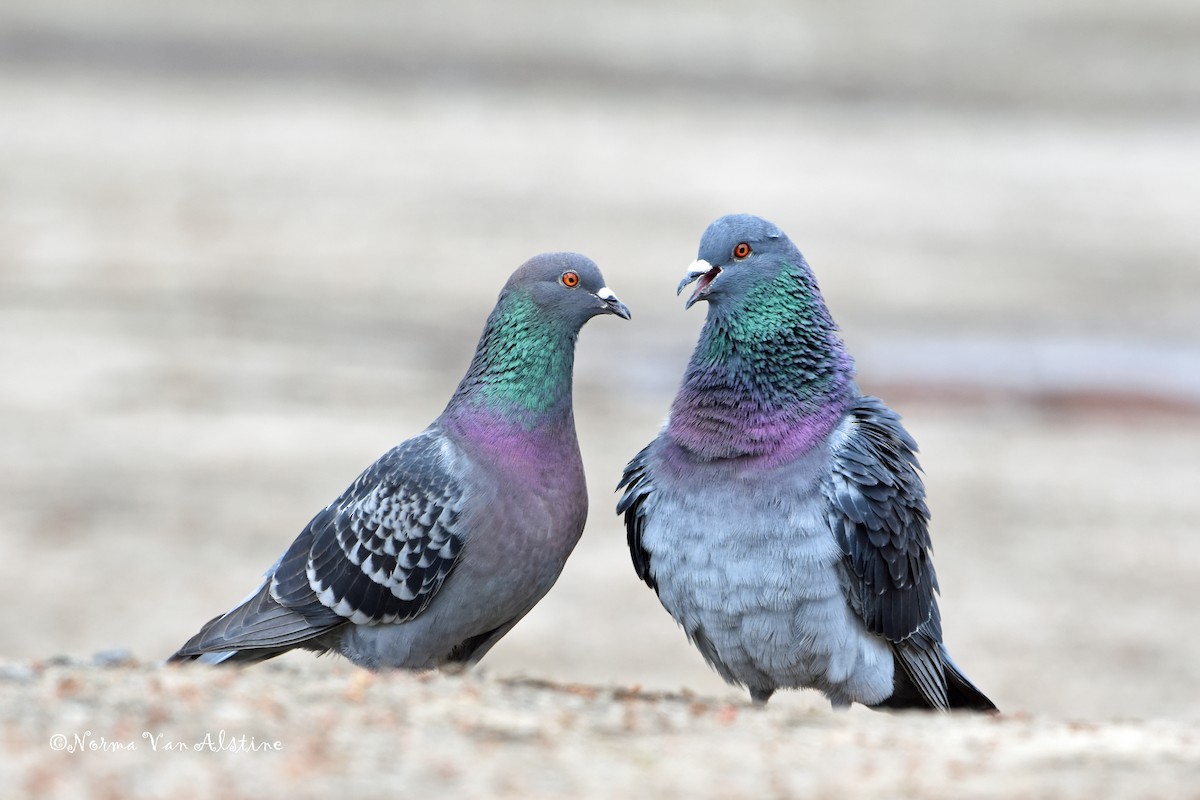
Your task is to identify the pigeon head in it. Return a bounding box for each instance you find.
[677,214,795,311]
[447,252,628,424]
[505,252,631,327]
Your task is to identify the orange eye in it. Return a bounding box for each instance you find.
[733,242,752,259]
[561,271,580,288]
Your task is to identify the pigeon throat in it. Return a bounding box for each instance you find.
[667,367,852,462]
[668,271,855,461]
[449,292,578,426]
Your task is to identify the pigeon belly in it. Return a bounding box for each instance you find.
[646,442,894,705]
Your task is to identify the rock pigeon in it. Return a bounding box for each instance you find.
[617,215,995,711]
[170,253,630,668]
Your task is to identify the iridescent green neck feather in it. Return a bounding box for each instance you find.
[668,261,855,460]
[446,291,577,427]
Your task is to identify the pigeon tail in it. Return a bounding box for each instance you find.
[166,579,343,665]
[941,647,999,712]
[872,644,998,713]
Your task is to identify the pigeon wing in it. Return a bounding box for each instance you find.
[617,441,658,592]
[825,396,950,707]
[272,428,468,626]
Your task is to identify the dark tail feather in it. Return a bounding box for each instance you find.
[167,580,344,666]
[166,644,290,666]
[874,642,998,713]
[941,647,998,712]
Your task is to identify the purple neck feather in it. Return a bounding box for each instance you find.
[667,370,851,464]
[440,404,582,487]
[667,266,856,464]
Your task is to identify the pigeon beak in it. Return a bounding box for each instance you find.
[596,286,631,320]
[678,259,722,309]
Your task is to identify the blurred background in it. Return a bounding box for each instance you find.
[1,0,1198,721]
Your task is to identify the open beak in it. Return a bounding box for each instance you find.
[596,287,631,320]
[677,259,722,309]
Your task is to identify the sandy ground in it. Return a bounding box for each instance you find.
[4,661,1199,800]
[2,0,1200,797]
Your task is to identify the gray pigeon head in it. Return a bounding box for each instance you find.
[505,252,631,325]
[678,214,799,310]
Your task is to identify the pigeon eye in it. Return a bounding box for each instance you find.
[733,242,752,259]
[561,271,580,288]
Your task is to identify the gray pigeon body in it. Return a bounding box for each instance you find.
[171,253,630,669]
[618,215,995,711]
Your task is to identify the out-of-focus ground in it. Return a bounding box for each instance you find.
[1,0,1199,797]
